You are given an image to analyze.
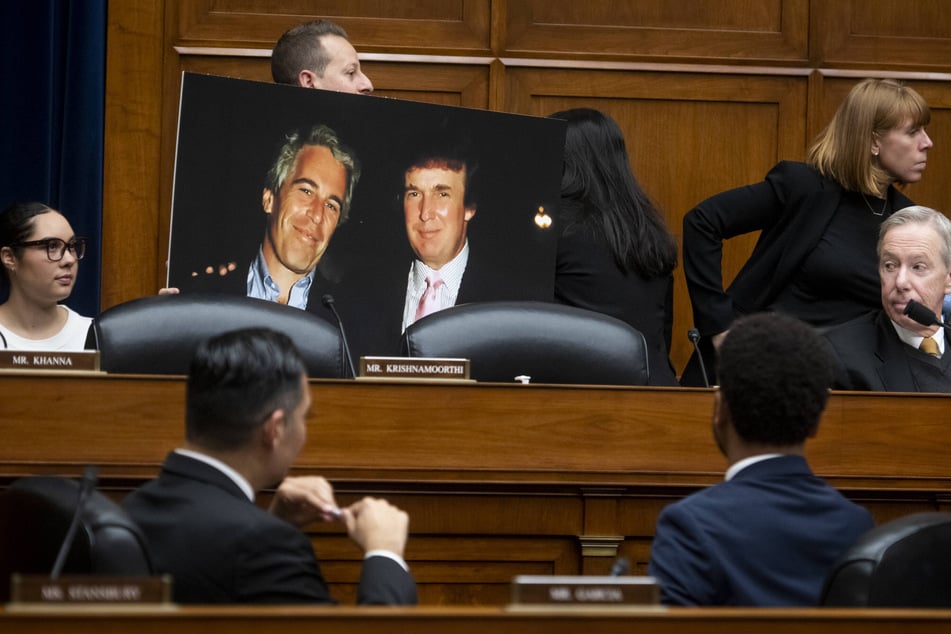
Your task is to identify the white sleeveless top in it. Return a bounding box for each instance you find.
[0,306,93,351]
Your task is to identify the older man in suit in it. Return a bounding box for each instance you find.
[824,205,951,392]
[648,312,873,606]
[124,328,416,604]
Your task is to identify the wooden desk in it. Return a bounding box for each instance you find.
[2,374,950,604]
[3,606,951,634]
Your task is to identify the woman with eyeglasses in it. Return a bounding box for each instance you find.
[0,202,91,350]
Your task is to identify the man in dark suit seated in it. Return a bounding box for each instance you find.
[123,328,416,604]
[647,313,874,606]
[824,205,951,392]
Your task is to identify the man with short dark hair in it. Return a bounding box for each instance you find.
[124,328,416,604]
[824,205,951,392]
[272,20,373,94]
[648,313,873,606]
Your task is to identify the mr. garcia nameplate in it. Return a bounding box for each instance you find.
[359,356,470,380]
[0,350,100,372]
[510,575,660,607]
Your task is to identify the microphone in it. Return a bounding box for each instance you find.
[903,299,951,331]
[687,328,710,388]
[609,556,630,577]
[51,465,99,579]
[321,294,358,378]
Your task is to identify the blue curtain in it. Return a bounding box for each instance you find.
[0,0,106,317]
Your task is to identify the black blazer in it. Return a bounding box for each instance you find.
[680,161,913,385]
[684,161,914,336]
[824,310,951,392]
[123,452,417,605]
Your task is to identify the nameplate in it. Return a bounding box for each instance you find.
[0,350,100,372]
[510,575,660,607]
[10,574,172,604]
[359,356,470,380]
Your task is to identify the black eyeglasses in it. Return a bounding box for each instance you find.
[10,237,87,262]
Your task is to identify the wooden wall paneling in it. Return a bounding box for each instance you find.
[502,67,809,371]
[810,73,951,216]
[302,534,577,605]
[174,0,492,55]
[500,0,809,64]
[362,61,491,108]
[9,375,951,491]
[812,0,951,71]
[102,0,167,309]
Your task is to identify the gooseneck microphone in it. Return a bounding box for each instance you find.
[321,294,358,378]
[687,328,711,388]
[51,465,99,579]
[903,299,951,331]
[609,556,631,577]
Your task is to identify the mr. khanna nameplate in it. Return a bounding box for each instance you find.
[0,350,100,372]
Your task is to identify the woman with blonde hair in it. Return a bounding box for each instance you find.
[682,78,932,385]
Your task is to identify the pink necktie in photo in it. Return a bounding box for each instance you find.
[415,273,445,322]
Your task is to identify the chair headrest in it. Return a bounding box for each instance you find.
[0,476,155,600]
[89,293,346,377]
[401,301,649,385]
[821,511,951,607]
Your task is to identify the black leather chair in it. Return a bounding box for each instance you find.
[87,293,348,377]
[0,475,154,601]
[821,511,951,607]
[400,301,650,385]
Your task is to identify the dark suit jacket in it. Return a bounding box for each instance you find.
[123,452,417,605]
[647,455,873,606]
[824,310,951,392]
[680,161,914,385]
[554,226,678,386]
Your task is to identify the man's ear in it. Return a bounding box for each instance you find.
[262,188,275,215]
[297,69,318,88]
[464,205,476,222]
[261,409,286,449]
[712,390,730,430]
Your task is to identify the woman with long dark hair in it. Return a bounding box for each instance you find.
[550,108,679,386]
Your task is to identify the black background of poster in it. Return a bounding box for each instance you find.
[168,73,565,359]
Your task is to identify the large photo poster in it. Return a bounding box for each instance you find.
[168,73,565,359]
